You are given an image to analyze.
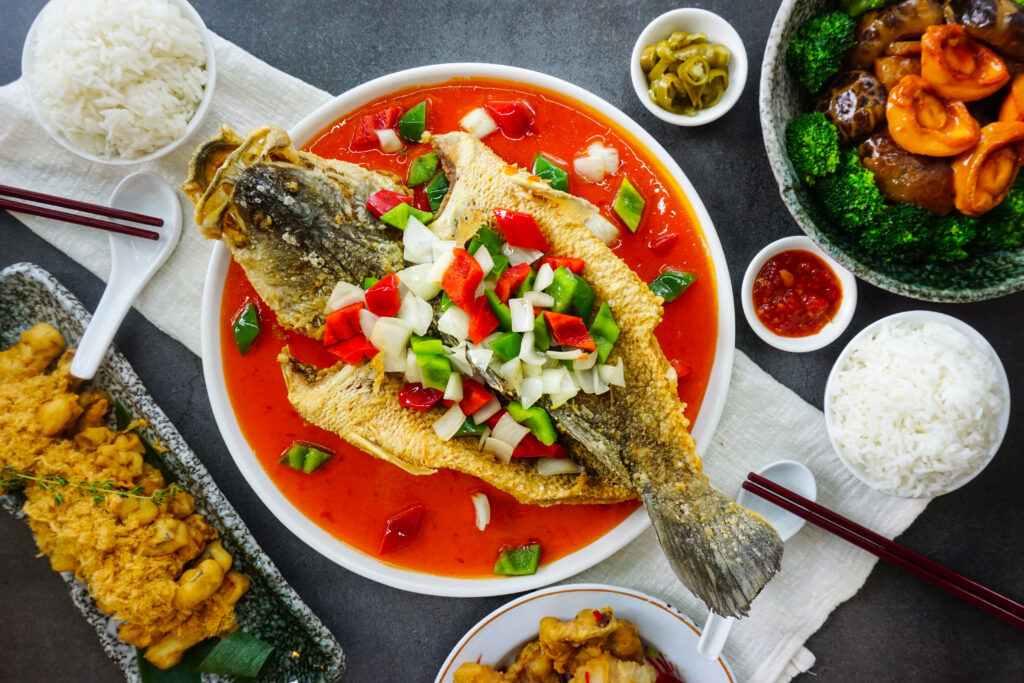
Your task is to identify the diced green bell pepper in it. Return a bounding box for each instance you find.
[516,270,537,298]
[649,270,696,302]
[363,276,380,290]
[301,446,334,474]
[488,252,510,280]
[407,151,439,187]
[571,276,595,324]
[546,267,577,313]
[232,303,260,354]
[439,291,454,312]
[410,335,444,356]
[533,154,569,192]
[467,225,503,257]
[278,443,307,470]
[425,171,450,212]
[398,100,427,142]
[489,332,523,362]
[455,417,488,437]
[533,313,551,351]
[494,543,542,576]
[416,353,452,391]
[613,178,645,232]
[507,402,557,446]
[379,202,433,230]
[589,303,620,364]
[278,442,334,474]
[486,290,513,331]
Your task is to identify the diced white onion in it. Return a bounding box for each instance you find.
[542,368,568,394]
[397,293,432,336]
[483,437,514,464]
[474,248,494,278]
[492,413,531,448]
[433,403,467,441]
[467,346,494,372]
[403,217,440,264]
[358,308,379,339]
[533,263,554,292]
[587,142,620,174]
[501,242,545,266]
[405,349,423,383]
[471,492,491,531]
[445,342,474,376]
[574,367,596,394]
[444,372,464,402]
[574,153,606,183]
[519,332,547,366]
[547,348,584,360]
[460,108,497,139]
[498,358,524,389]
[522,362,543,378]
[524,290,554,308]
[549,388,579,408]
[397,264,443,300]
[438,306,471,343]
[520,376,543,409]
[370,317,413,356]
[324,281,364,314]
[477,426,491,450]
[383,351,407,372]
[600,359,626,387]
[592,367,610,395]
[560,370,580,392]
[375,128,403,153]
[584,213,620,244]
[474,281,486,299]
[509,298,534,333]
[427,249,455,284]
[666,366,678,384]
[573,352,597,371]
[538,458,582,476]
[432,240,457,262]
[472,397,501,423]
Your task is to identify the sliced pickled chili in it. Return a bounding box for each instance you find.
[543,311,597,351]
[484,101,536,139]
[366,189,412,218]
[538,256,584,274]
[752,249,843,338]
[398,383,445,411]
[493,208,550,251]
[364,273,402,317]
[443,248,485,310]
[493,543,541,576]
[495,263,533,302]
[232,302,260,354]
[352,106,402,150]
[379,504,425,554]
[323,302,364,345]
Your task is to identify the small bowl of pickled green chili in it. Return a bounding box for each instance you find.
[631,8,747,126]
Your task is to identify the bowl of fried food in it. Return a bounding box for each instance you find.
[761,0,1024,302]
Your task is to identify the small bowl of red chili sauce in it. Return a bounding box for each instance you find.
[741,236,857,352]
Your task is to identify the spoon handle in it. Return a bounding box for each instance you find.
[69,278,142,380]
[696,612,734,660]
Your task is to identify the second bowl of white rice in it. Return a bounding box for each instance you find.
[825,311,1010,499]
[20,0,216,165]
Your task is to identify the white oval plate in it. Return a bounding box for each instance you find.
[435,583,736,682]
[201,63,735,597]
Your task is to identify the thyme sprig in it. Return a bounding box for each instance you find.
[0,465,182,506]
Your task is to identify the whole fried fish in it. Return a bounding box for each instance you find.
[185,126,782,617]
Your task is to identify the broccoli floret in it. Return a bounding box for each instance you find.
[786,112,841,186]
[786,12,857,93]
[928,212,979,262]
[977,182,1024,250]
[814,149,886,230]
[840,0,901,18]
[859,203,930,263]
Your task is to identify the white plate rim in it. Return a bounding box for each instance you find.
[433,582,736,683]
[200,62,735,597]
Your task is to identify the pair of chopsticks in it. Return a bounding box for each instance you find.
[0,183,162,240]
[744,472,1024,630]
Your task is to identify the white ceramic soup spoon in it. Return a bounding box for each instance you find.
[70,172,182,380]
[696,459,817,661]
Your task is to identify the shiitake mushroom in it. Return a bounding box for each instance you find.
[817,70,889,143]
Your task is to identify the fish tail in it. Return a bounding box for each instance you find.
[642,476,783,617]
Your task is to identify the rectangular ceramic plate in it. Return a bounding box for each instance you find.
[0,262,344,682]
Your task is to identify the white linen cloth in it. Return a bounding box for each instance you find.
[0,33,928,683]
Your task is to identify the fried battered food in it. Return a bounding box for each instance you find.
[454,607,656,683]
[0,323,250,669]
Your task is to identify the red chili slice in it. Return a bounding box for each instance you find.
[538,256,584,275]
[326,335,377,365]
[493,208,550,252]
[511,433,568,459]
[443,248,484,311]
[366,189,413,218]
[352,106,402,150]
[323,302,364,346]
[494,263,533,302]
[459,379,494,415]
[379,503,425,554]
[398,383,445,411]
[648,232,679,254]
[483,101,536,139]
[543,311,597,351]
[467,295,499,344]
[364,273,402,317]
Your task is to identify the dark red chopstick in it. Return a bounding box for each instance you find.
[0,183,163,226]
[743,475,1024,631]
[0,197,159,241]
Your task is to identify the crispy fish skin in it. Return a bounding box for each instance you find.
[429,132,782,617]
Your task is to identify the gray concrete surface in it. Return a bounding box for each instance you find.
[1,1,1022,681]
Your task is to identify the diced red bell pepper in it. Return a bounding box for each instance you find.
[467,295,499,344]
[670,359,692,379]
[485,409,507,429]
[543,311,597,351]
[366,189,413,218]
[364,273,402,317]
[512,433,568,459]
[323,302,364,346]
[459,379,494,416]
[538,256,584,275]
[495,263,533,302]
[398,383,445,411]
[648,232,679,254]
[352,106,403,150]
[327,335,378,365]
[493,208,550,252]
[379,503,425,554]
[443,248,484,311]
[483,101,536,139]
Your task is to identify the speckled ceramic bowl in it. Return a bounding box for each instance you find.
[759,0,1024,303]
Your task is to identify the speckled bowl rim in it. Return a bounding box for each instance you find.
[758,0,1024,303]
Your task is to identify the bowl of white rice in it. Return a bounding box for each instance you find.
[21,0,215,164]
[825,311,1010,499]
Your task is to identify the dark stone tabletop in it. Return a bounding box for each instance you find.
[1,1,1021,681]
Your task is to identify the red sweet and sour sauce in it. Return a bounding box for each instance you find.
[752,249,842,337]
